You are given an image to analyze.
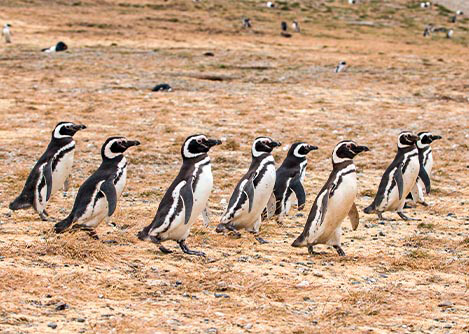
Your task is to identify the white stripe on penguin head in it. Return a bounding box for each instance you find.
[53,122,75,139]
[104,138,124,159]
[332,141,355,164]
[183,135,207,159]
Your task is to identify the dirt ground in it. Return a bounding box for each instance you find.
[0,0,468,333]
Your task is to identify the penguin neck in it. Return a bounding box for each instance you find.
[397,145,417,155]
[182,153,209,166]
[332,159,354,170]
[49,136,74,149]
[251,152,271,165]
[281,155,305,169]
[102,154,124,165]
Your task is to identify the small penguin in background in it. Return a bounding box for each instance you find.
[450,15,457,23]
[137,135,221,256]
[9,122,86,221]
[267,2,275,8]
[265,143,318,221]
[423,24,434,37]
[456,10,464,15]
[2,24,12,43]
[42,41,68,53]
[348,0,356,4]
[292,20,300,33]
[152,83,172,92]
[242,17,252,29]
[335,61,347,73]
[447,29,454,38]
[54,137,140,238]
[292,141,369,256]
[364,131,420,221]
[217,137,281,243]
[281,21,287,32]
[407,132,442,206]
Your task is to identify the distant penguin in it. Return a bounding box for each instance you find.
[267,1,275,8]
[423,24,434,37]
[281,21,287,32]
[450,15,457,23]
[152,84,172,92]
[266,142,318,221]
[9,122,86,221]
[137,135,221,256]
[292,141,369,256]
[42,41,68,53]
[349,0,356,4]
[364,131,420,221]
[2,23,12,43]
[54,137,140,238]
[456,10,464,15]
[335,61,347,73]
[243,17,252,28]
[292,20,300,33]
[216,137,281,243]
[447,29,453,38]
[407,132,442,206]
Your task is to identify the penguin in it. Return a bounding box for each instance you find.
[456,10,464,15]
[407,132,442,206]
[291,141,369,256]
[450,15,457,23]
[364,131,420,221]
[292,20,300,33]
[281,21,287,32]
[152,84,172,92]
[266,142,318,221]
[54,137,140,237]
[335,61,347,73]
[137,135,221,256]
[216,137,281,243]
[267,2,275,8]
[447,29,453,38]
[42,41,68,53]
[423,24,434,37]
[2,23,12,43]
[242,17,252,29]
[349,0,356,4]
[9,122,86,221]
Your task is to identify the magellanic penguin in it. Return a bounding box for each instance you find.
[2,24,12,43]
[137,135,221,256]
[264,142,318,221]
[291,141,369,256]
[42,41,68,53]
[407,132,442,206]
[335,61,347,73]
[9,122,86,221]
[54,137,140,238]
[364,131,420,221]
[216,137,281,243]
[292,20,300,33]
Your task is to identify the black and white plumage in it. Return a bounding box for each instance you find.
[456,10,464,15]
[137,135,221,256]
[447,29,454,38]
[265,142,318,221]
[242,17,252,28]
[152,84,172,92]
[2,23,12,43]
[364,131,420,221]
[54,137,140,237]
[423,24,434,37]
[9,122,86,221]
[281,21,287,32]
[292,20,300,33]
[266,2,275,8]
[407,132,441,206]
[292,141,369,256]
[335,61,347,73]
[42,41,68,53]
[216,137,281,243]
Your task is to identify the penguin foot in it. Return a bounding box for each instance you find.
[178,240,206,257]
[72,224,99,239]
[159,246,173,254]
[397,212,420,221]
[224,224,242,238]
[421,201,429,207]
[39,212,54,222]
[333,245,346,257]
[255,237,268,244]
[377,213,395,221]
[307,245,322,256]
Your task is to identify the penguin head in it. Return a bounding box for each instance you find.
[289,142,318,159]
[53,122,87,139]
[252,137,281,157]
[102,137,140,160]
[182,134,222,159]
[332,140,369,164]
[397,131,419,148]
[56,41,68,52]
[5,24,11,28]
[417,132,442,148]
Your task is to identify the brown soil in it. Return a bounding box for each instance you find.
[0,1,468,333]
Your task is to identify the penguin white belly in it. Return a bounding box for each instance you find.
[233,165,276,230]
[162,212,187,241]
[425,153,433,178]
[51,150,75,195]
[191,165,213,223]
[399,157,420,208]
[313,173,357,244]
[114,158,128,198]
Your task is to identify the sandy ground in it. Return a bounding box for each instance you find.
[0,0,468,333]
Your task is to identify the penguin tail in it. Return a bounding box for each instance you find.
[54,215,73,234]
[291,233,307,248]
[9,194,32,211]
[363,204,375,214]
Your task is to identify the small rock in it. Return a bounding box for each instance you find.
[98,294,104,299]
[48,322,57,329]
[364,223,373,228]
[206,328,218,334]
[380,274,388,278]
[175,280,183,287]
[296,213,304,217]
[214,293,230,298]
[438,301,453,308]
[76,318,85,323]
[244,323,253,329]
[46,294,53,298]
[55,302,68,311]
[444,324,452,329]
[447,213,455,217]
[296,280,309,288]
[379,231,386,237]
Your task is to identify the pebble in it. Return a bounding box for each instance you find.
[438,301,453,308]
[244,323,253,329]
[48,322,57,329]
[175,280,183,286]
[379,231,386,237]
[76,318,85,323]
[98,294,104,299]
[55,302,68,311]
[380,274,388,278]
[214,293,230,298]
[206,328,218,334]
[296,280,309,288]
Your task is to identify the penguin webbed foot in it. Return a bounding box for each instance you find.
[178,240,205,257]
[377,212,394,221]
[421,201,429,207]
[148,236,172,254]
[159,245,173,254]
[39,211,56,222]
[307,245,322,256]
[217,223,241,238]
[254,236,268,244]
[72,224,99,240]
[397,212,421,221]
[333,245,346,257]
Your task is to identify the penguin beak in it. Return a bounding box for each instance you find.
[268,141,281,148]
[354,145,370,154]
[306,145,318,152]
[72,124,87,131]
[123,140,141,148]
[431,135,442,141]
[206,139,222,147]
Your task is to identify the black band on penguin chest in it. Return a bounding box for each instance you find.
[52,144,75,172]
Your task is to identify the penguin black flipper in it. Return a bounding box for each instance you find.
[100,179,117,216]
[418,165,431,194]
[43,161,53,202]
[290,176,306,210]
[243,174,255,213]
[180,180,194,225]
[393,166,404,200]
[348,202,359,231]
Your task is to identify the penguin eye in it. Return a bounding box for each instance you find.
[262,140,268,145]
[196,139,203,144]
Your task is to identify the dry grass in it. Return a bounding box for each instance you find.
[0,0,469,333]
